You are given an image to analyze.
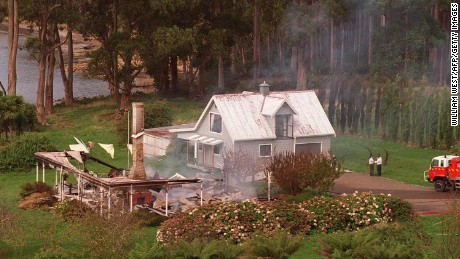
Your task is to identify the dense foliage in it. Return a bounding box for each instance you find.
[19,181,54,198]
[319,222,431,259]
[129,238,245,259]
[0,95,36,143]
[131,208,168,227]
[116,100,173,144]
[268,152,344,195]
[0,134,56,171]
[157,192,412,244]
[54,199,93,222]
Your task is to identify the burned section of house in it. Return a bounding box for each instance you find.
[34,151,207,217]
[170,83,336,172]
[33,102,245,217]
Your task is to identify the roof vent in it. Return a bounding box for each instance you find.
[259,81,270,96]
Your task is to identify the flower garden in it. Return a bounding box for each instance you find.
[158,191,412,244]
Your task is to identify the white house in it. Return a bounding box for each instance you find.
[169,84,336,172]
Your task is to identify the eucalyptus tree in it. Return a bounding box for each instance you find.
[282,0,329,89]
[7,0,18,96]
[21,0,70,124]
[78,0,121,105]
[55,0,81,106]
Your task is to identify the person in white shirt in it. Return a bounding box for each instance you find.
[376,154,383,176]
[369,155,375,176]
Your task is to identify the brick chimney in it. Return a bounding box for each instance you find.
[128,102,146,180]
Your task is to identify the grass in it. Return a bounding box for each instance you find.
[0,95,454,257]
[0,95,202,258]
[332,135,446,187]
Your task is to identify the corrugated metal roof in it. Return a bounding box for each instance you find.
[175,90,335,141]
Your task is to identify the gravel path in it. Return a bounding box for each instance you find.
[331,172,459,214]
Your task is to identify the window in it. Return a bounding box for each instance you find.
[210,113,222,133]
[213,144,222,155]
[275,114,293,138]
[198,143,202,151]
[259,144,272,157]
[431,159,439,167]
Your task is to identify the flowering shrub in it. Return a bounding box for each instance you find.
[158,200,314,244]
[158,192,411,244]
[299,192,396,233]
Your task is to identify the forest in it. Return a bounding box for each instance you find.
[0,0,457,149]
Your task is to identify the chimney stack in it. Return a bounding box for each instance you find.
[129,102,146,180]
[259,81,270,96]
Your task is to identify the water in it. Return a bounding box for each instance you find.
[0,32,109,103]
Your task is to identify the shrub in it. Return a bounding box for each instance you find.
[435,200,460,258]
[19,181,54,198]
[158,192,411,244]
[319,222,430,258]
[69,213,140,258]
[170,238,244,259]
[0,134,56,171]
[54,199,93,222]
[128,241,169,259]
[246,230,304,259]
[144,101,173,129]
[267,152,344,195]
[116,101,173,144]
[386,197,414,222]
[0,95,37,142]
[300,192,404,233]
[158,201,313,244]
[131,208,168,227]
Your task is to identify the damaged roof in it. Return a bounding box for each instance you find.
[174,90,335,141]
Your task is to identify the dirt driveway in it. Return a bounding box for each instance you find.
[331,172,459,215]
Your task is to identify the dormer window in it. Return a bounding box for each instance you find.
[210,113,222,133]
[275,114,293,138]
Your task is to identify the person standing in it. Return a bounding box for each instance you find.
[376,154,382,176]
[369,155,375,176]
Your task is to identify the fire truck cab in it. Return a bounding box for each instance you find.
[425,155,460,192]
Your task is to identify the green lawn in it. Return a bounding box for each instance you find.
[0,96,455,258]
[332,135,446,186]
[0,96,201,258]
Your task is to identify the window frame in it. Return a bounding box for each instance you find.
[275,114,293,138]
[259,144,272,157]
[213,143,222,155]
[209,112,223,134]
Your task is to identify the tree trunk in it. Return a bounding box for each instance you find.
[7,0,18,96]
[368,15,373,65]
[266,34,270,64]
[252,0,261,84]
[66,26,74,105]
[56,24,74,106]
[278,34,284,67]
[218,55,224,89]
[310,33,314,73]
[170,55,178,95]
[37,51,47,125]
[198,67,205,97]
[161,59,169,93]
[329,18,334,74]
[45,51,55,115]
[374,85,382,130]
[290,46,298,72]
[340,21,344,72]
[120,86,130,111]
[230,46,236,75]
[357,12,362,65]
[296,42,307,90]
[188,55,195,98]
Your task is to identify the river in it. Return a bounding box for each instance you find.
[0,32,109,103]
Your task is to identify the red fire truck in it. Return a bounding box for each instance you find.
[424,155,460,192]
